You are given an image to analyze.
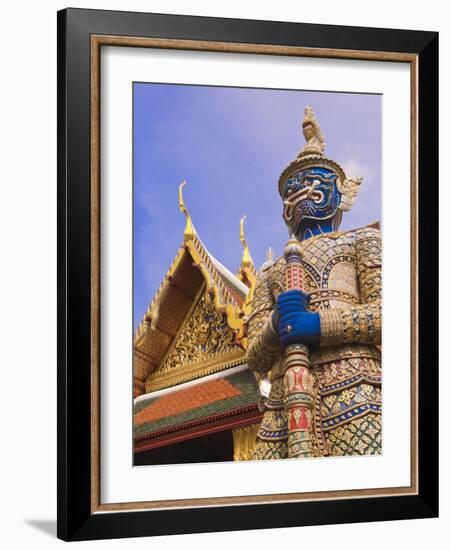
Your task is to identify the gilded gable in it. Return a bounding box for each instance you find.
[144,287,246,393]
[160,290,242,373]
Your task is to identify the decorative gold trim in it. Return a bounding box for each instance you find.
[91,35,417,62]
[410,55,419,494]
[145,351,246,393]
[233,423,260,461]
[94,484,418,514]
[90,33,419,514]
[155,282,206,371]
[90,34,101,514]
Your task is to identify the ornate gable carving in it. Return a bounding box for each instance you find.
[159,291,242,374]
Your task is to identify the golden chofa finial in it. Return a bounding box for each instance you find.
[239,215,254,268]
[298,105,326,158]
[178,181,195,241]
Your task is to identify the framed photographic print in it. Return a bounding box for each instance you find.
[57,8,438,541]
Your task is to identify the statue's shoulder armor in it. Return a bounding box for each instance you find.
[320,222,380,246]
[354,222,381,241]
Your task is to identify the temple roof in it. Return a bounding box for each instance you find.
[134,367,261,451]
[133,182,257,398]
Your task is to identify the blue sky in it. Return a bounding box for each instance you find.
[133,83,381,329]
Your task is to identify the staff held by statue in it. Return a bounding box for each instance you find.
[279,237,317,458]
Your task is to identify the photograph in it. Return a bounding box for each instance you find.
[132,84,382,465]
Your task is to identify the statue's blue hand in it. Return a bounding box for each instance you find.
[275,290,320,349]
[272,289,309,330]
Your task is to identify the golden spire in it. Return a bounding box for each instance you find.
[238,215,256,320]
[178,181,195,241]
[239,215,254,268]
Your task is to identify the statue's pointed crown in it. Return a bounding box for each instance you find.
[278,106,347,197]
[299,105,326,157]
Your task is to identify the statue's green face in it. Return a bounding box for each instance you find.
[282,167,342,236]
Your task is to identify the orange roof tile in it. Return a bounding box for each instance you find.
[134,378,242,427]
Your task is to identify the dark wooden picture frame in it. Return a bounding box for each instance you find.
[57,8,438,541]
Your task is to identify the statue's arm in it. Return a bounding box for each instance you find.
[318,226,382,347]
[246,270,281,374]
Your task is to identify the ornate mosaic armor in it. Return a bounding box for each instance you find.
[246,106,382,459]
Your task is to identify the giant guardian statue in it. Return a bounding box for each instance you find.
[246,106,382,459]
